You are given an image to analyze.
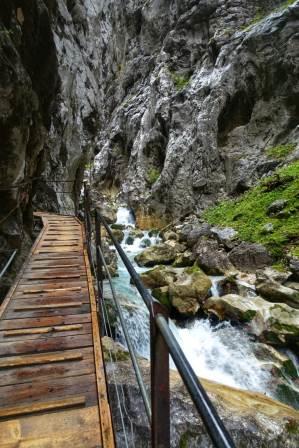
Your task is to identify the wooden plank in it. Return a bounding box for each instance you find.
[0,395,86,419]
[31,255,81,260]
[14,303,83,311]
[0,349,95,386]
[0,406,101,448]
[13,290,89,301]
[0,213,113,447]
[3,324,83,337]
[17,283,86,294]
[84,247,115,447]
[0,373,98,408]
[11,297,89,307]
[5,304,91,319]
[0,351,83,369]
[0,324,91,343]
[0,314,91,331]
[29,264,81,270]
[36,248,82,254]
[22,272,82,280]
[0,333,93,357]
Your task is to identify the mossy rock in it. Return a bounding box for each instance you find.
[110,223,126,230]
[152,286,172,311]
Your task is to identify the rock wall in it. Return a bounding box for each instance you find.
[0,0,103,290]
[93,0,299,218]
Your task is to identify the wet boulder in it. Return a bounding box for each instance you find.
[172,250,195,267]
[193,237,233,275]
[125,235,134,245]
[128,229,145,239]
[204,294,261,324]
[105,349,299,448]
[110,228,124,243]
[256,271,299,309]
[204,294,299,348]
[140,238,151,248]
[152,286,172,310]
[97,205,117,224]
[228,242,273,272]
[168,267,212,316]
[135,242,183,267]
[140,265,178,289]
[161,230,178,241]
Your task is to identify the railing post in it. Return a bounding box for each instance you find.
[95,209,105,337]
[151,302,170,448]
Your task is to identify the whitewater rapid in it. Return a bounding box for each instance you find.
[103,207,275,394]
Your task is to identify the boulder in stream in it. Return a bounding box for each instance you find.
[135,242,183,267]
[168,267,212,316]
[256,271,299,309]
[140,265,178,289]
[204,294,299,349]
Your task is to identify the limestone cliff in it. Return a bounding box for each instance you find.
[93,0,299,218]
[0,0,103,284]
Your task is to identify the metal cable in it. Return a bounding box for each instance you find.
[89,232,137,446]
[101,291,136,448]
[89,240,131,448]
[97,244,151,423]
[0,250,17,279]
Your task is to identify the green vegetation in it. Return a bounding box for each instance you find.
[170,71,190,90]
[179,431,197,448]
[243,310,257,322]
[204,162,299,262]
[242,1,296,31]
[185,264,202,275]
[148,167,160,185]
[266,143,296,159]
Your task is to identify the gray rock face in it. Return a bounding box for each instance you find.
[93,0,299,218]
[228,241,273,272]
[193,236,233,275]
[0,0,105,293]
[289,256,299,281]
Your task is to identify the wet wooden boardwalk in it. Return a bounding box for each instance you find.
[0,214,114,448]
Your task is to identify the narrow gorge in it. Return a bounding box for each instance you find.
[0,0,299,447]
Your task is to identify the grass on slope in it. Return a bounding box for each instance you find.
[204,162,299,262]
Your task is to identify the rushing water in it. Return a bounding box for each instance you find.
[105,207,294,397]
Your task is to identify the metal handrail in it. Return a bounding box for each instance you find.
[97,210,235,448]
[0,250,17,279]
[81,183,235,448]
[96,243,152,423]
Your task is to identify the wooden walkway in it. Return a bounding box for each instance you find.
[0,214,114,448]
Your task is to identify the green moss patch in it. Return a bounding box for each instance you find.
[170,71,190,90]
[204,162,299,263]
[242,1,296,31]
[266,143,296,159]
[147,167,160,185]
